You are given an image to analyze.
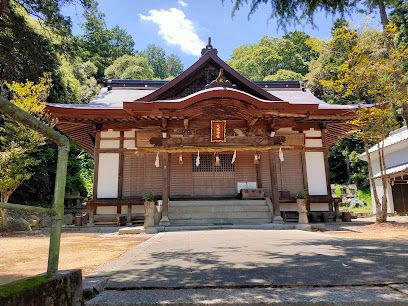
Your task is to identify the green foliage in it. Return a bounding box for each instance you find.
[264,69,303,81]
[141,45,184,79]
[228,32,316,80]
[166,54,184,77]
[329,139,369,188]
[105,55,154,80]
[78,1,135,79]
[0,76,50,203]
[296,190,308,199]
[143,191,156,202]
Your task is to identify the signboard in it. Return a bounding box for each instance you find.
[211,120,226,142]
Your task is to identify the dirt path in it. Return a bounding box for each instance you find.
[0,232,149,285]
[324,221,408,240]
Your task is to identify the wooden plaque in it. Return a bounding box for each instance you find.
[211,120,226,142]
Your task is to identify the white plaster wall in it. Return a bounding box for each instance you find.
[96,206,116,214]
[124,130,135,138]
[124,140,136,148]
[101,130,120,138]
[305,139,323,147]
[310,203,329,211]
[97,153,119,198]
[371,178,395,214]
[100,140,120,149]
[303,129,322,137]
[305,152,328,195]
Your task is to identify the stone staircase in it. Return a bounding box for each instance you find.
[168,199,272,225]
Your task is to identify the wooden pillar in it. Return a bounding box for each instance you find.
[322,128,334,212]
[92,130,101,199]
[301,149,310,211]
[255,158,263,188]
[127,204,132,225]
[118,131,124,199]
[269,151,283,222]
[160,152,170,225]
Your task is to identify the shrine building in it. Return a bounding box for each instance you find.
[46,41,364,226]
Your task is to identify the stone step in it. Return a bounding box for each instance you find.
[169,211,271,220]
[169,200,266,207]
[169,205,269,214]
[169,218,272,225]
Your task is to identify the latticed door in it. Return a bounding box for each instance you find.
[192,153,236,197]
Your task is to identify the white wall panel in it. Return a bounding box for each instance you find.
[100,140,120,149]
[305,139,323,147]
[305,152,328,195]
[97,153,119,198]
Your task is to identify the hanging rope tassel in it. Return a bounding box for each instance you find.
[231,150,236,164]
[179,154,183,165]
[155,152,160,168]
[279,146,284,162]
[195,151,200,167]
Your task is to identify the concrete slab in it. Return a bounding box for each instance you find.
[389,284,408,295]
[90,229,408,289]
[87,286,408,305]
[118,227,144,235]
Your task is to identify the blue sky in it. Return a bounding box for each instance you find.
[62,0,381,67]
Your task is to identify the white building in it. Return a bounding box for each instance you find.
[360,126,408,214]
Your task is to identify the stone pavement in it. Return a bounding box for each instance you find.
[86,229,408,305]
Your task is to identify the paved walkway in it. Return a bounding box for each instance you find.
[87,229,408,304]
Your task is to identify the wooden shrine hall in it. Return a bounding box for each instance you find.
[46,40,364,226]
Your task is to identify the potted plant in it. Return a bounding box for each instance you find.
[296,190,309,224]
[143,191,156,228]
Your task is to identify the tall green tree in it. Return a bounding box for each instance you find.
[144,44,167,79]
[166,54,184,77]
[105,55,154,80]
[228,32,317,80]
[79,0,135,79]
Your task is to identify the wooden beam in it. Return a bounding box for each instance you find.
[135,145,294,154]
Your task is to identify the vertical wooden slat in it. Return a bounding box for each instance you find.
[301,150,310,211]
[322,128,333,211]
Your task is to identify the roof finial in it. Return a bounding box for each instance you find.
[201,36,218,56]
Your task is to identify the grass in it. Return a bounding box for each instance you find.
[0,275,49,298]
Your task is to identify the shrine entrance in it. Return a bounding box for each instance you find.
[192,153,236,197]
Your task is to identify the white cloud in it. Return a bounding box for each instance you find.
[177,0,188,7]
[139,8,204,56]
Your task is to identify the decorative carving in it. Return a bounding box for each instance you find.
[206,68,233,88]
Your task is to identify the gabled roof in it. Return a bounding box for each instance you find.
[137,49,281,102]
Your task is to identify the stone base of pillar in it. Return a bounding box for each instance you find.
[272,216,284,223]
[144,227,158,234]
[296,224,312,231]
[159,216,170,226]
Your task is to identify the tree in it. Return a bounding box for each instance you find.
[0,74,51,228]
[144,44,167,79]
[166,54,184,77]
[228,32,317,80]
[350,107,399,222]
[79,0,135,79]
[227,0,398,31]
[105,55,154,80]
[0,0,92,34]
[264,69,303,81]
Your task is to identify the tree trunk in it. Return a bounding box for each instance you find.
[379,142,388,222]
[364,142,382,222]
[0,192,9,230]
[378,0,389,31]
